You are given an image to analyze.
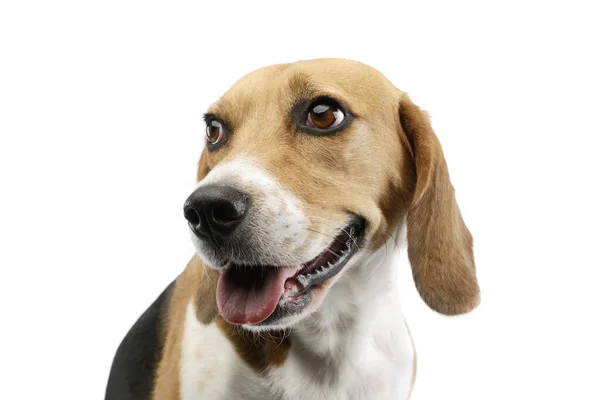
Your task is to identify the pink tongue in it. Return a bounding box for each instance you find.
[216,266,298,325]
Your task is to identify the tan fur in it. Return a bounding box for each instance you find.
[152,58,479,396]
[215,319,291,373]
[152,256,203,399]
[399,96,480,315]
[152,153,217,399]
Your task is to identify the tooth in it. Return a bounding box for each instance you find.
[297,276,307,286]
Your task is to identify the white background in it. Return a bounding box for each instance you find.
[1,1,599,399]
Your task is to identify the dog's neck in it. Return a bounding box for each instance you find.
[182,235,414,399]
[293,242,400,359]
[268,237,414,398]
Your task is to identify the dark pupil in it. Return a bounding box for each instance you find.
[208,122,220,140]
[312,104,330,119]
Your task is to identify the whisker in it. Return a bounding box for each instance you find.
[305,227,364,258]
[304,222,362,251]
[368,230,389,280]
[305,227,338,241]
[305,228,359,252]
[304,215,361,246]
[386,229,402,252]
[273,329,291,349]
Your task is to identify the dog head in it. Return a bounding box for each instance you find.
[184,59,479,329]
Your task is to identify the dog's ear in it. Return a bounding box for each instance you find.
[197,148,210,181]
[399,95,480,315]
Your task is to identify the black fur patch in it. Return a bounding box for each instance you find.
[105,281,175,400]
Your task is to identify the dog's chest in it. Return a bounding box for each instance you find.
[268,336,412,400]
[179,301,414,400]
[179,303,270,399]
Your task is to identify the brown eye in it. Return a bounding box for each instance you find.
[206,120,224,144]
[307,104,344,129]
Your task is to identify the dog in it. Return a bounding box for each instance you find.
[105,58,480,400]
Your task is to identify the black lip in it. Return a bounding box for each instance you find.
[254,217,366,326]
[295,220,364,290]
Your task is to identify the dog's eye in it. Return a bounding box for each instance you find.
[206,120,224,144]
[307,104,344,129]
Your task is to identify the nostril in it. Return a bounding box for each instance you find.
[184,186,249,240]
[212,202,242,224]
[184,205,201,226]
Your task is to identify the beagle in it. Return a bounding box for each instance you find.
[105,58,480,400]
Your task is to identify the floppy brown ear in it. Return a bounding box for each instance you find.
[399,95,480,315]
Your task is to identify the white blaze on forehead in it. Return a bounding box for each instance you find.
[197,157,275,189]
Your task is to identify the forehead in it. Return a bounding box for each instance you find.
[208,59,400,118]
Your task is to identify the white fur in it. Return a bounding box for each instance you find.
[179,240,415,400]
[268,241,415,400]
[190,158,329,269]
[180,302,236,399]
[181,157,415,399]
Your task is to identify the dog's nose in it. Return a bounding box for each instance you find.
[183,185,249,244]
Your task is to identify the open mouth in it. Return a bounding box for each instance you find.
[215,218,365,325]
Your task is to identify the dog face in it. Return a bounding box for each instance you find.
[184,59,479,330]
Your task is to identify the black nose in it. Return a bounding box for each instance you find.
[183,185,249,244]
